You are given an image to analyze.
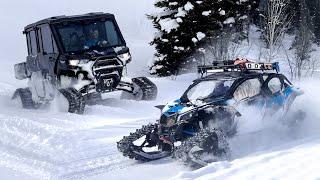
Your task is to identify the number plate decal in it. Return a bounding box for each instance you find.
[104,78,114,87]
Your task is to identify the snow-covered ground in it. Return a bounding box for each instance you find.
[1,72,320,180]
[0,74,192,180]
[174,80,320,180]
[1,0,320,180]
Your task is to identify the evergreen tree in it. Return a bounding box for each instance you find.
[306,0,320,44]
[292,0,315,79]
[148,0,259,76]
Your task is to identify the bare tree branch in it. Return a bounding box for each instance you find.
[263,0,291,62]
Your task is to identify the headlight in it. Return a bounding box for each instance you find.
[117,52,131,64]
[69,59,80,66]
[68,59,89,66]
[177,111,194,123]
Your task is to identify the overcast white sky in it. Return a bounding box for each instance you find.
[0,0,155,62]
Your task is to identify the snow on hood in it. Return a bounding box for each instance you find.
[162,99,195,117]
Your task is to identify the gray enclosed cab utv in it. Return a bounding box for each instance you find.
[13,12,157,114]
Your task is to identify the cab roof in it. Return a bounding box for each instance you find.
[24,12,114,32]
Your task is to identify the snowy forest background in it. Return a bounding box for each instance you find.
[148,0,320,80]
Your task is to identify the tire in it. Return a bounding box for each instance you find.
[173,128,230,168]
[120,77,157,101]
[12,88,38,109]
[58,88,85,114]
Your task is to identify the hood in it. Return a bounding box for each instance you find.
[161,96,228,118]
[162,99,195,117]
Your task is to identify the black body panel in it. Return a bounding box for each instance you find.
[21,12,129,94]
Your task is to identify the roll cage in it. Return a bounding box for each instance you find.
[198,60,280,78]
[183,60,291,105]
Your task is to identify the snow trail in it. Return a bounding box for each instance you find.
[0,74,193,179]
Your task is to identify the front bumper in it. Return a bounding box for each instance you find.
[62,56,125,93]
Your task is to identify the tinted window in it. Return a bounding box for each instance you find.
[26,33,31,55]
[186,80,234,102]
[29,30,38,55]
[56,19,125,52]
[37,29,43,51]
[40,25,54,54]
[58,26,85,52]
[234,78,261,101]
[105,21,122,46]
[268,77,282,94]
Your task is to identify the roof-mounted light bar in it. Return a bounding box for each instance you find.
[198,60,280,77]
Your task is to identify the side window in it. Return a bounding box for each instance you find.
[105,21,122,46]
[26,33,31,55]
[40,25,55,54]
[58,26,84,52]
[233,78,262,101]
[268,77,282,94]
[37,28,43,52]
[29,30,38,55]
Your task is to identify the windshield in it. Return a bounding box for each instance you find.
[56,19,125,53]
[185,80,234,102]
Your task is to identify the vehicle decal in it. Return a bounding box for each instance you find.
[266,87,294,108]
[163,99,186,116]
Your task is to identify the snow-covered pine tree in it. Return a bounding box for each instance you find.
[292,0,315,79]
[148,0,259,76]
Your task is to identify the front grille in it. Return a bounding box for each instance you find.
[92,57,124,92]
[94,58,120,68]
[93,58,122,74]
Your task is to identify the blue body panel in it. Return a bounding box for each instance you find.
[163,99,186,117]
[163,87,296,119]
[161,82,299,138]
[266,87,295,108]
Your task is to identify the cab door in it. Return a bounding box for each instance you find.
[37,25,59,76]
[26,30,41,72]
[25,26,56,101]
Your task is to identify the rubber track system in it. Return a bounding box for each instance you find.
[132,77,157,101]
[173,128,230,168]
[117,123,170,161]
[59,88,85,114]
[12,88,37,109]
